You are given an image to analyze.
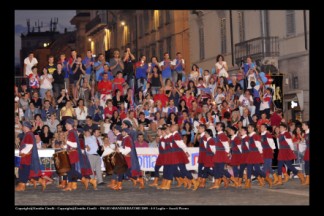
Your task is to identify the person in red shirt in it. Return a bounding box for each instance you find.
[270,109,283,129]
[104,99,118,119]
[113,71,125,95]
[257,113,270,132]
[153,88,169,107]
[181,89,195,110]
[189,100,202,116]
[97,73,113,107]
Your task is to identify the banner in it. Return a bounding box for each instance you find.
[15,148,200,172]
[267,74,283,110]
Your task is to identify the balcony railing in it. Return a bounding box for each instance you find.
[235,36,279,65]
[85,15,107,34]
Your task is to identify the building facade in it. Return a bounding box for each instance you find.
[189,10,309,121]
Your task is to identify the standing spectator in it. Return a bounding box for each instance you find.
[122,48,136,89]
[71,55,86,102]
[160,52,172,85]
[97,72,113,108]
[77,75,91,107]
[109,50,124,77]
[52,63,65,98]
[28,66,40,93]
[57,88,70,110]
[148,65,162,95]
[57,54,69,94]
[135,55,149,91]
[260,87,273,119]
[46,55,56,75]
[82,50,95,82]
[75,99,88,126]
[215,54,228,78]
[94,53,109,83]
[112,89,125,109]
[23,52,38,77]
[172,52,185,83]
[68,50,77,97]
[39,67,54,99]
[113,71,125,95]
[32,114,44,133]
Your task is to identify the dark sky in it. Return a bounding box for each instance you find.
[15,10,76,65]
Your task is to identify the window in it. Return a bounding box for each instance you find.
[199,27,205,60]
[151,44,156,57]
[220,18,227,54]
[159,10,164,28]
[238,11,245,42]
[286,10,296,37]
[151,10,155,31]
[144,11,149,34]
[139,14,144,37]
[159,41,164,61]
[166,37,172,57]
[165,11,171,24]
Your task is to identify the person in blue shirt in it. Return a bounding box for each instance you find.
[93,53,109,99]
[172,52,185,84]
[135,55,149,93]
[160,52,173,85]
[82,50,95,83]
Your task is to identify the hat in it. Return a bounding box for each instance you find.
[22,121,33,129]
[114,125,122,132]
[65,118,74,126]
[122,128,130,133]
[123,120,132,128]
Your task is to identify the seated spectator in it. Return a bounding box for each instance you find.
[104,99,118,119]
[41,100,56,121]
[111,110,122,125]
[60,100,76,120]
[19,92,30,112]
[31,91,42,109]
[238,89,256,117]
[88,98,104,124]
[45,113,60,133]
[43,89,56,108]
[57,88,70,110]
[137,112,151,128]
[134,133,149,148]
[39,125,53,148]
[112,89,125,109]
[32,114,44,134]
[24,101,41,122]
[15,100,24,121]
[240,107,253,127]
[75,99,88,126]
[83,116,99,133]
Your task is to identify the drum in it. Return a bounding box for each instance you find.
[53,150,71,176]
[111,152,128,174]
[102,154,114,175]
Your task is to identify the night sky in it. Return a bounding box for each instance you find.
[15,10,76,65]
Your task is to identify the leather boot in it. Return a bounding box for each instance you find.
[71,182,78,190]
[113,181,122,190]
[282,173,290,183]
[107,180,117,189]
[81,177,90,190]
[302,175,309,185]
[157,179,166,189]
[15,183,26,191]
[238,178,243,187]
[230,176,239,188]
[192,179,200,191]
[199,178,206,188]
[30,179,37,189]
[257,176,265,187]
[137,177,145,189]
[209,178,221,189]
[222,176,229,188]
[186,178,192,189]
[160,180,172,190]
[272,173,279,185]
[38,178,47,191]
[297,172,306,184]
[265,176,273,188]
[57,180,67,189]
[149,177,159,187]
[130,178,137,187]
[182,177,188,188]
[175,177,182,187]
[244,179,251,189]
[90,178,97,190]
[274,176,283,185]
[63,182,73,191]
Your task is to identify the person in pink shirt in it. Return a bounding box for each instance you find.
[134,133,149,148]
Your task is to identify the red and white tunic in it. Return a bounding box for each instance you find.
[66,129,79,164]
[155,135,166,166]
[260,131,276,159]
[278,131,296,161]
[162,133,174,165]
[204,136,215,168]
[240,134,250,164]
[230,134,242,166]
[20,131,34,165]
[120,135,132,168]
[303,130,309,161]
[246,132,264,164]
[170,131,189,164]
[198,132,207,164]
[212,131,230,164]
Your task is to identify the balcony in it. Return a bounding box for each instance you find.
[234,36,279,65]
[85,15,107,35]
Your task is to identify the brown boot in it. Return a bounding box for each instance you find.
[192,179,200,191]
[182,177,188,188]
[38,178,46,191]
[186,178,192,189]
[157,179,166,189]
[222,177,229,188]
[29,179,37,189]
[81,177,90,190]
[244,179,251,189]
[130,178,137,187]
[113,181,122,190]
[71,182,78,190]
[160,180,172,190]
[238,178,243,187]
[175,177,182,187]
[15,183,26,192]
[63,182,73,191]
[265,176,273,188]
[209,178,221,189]
[297,172,306,184]
[107,180,117,189]
[257,176,265,187]
[274,176,283,185]
[272,173,279,185]
[230,176,239,188]
[282,173,290,183]
[302,175,309,185]
[90,178,97,190]
[149,177,159,187]
[199,178,206,188]
[137,177,145,189]
[57,180,67,189]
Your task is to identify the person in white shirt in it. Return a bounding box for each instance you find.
[39,67,54,99]
[239,90,255,117]
[215,54,228,78]
[75,99,88,126]
[24,52,38,77]
[171,52,185,84]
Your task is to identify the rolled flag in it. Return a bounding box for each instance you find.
[199,68,203,76]
[211,67,216,74]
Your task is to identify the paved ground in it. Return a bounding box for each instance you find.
[15,176,309,206]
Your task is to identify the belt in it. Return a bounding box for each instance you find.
[91,154,99,156]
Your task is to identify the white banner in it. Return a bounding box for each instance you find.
[15,148,200,172]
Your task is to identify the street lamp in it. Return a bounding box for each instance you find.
[88,38,92,42]
[121,21,125,26]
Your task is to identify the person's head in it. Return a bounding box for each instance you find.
[42,125,50,133]
[65,118,74,130]
[86,116,93,125]
[48,55,54,64]
[43,100,50,109]
[279,123,288,133]
[247,56,252,64]
[103,64,109,72]
[228,126,238,136]
[252,114,258,122]
[42,67,48,75]
[302,121,309,131]
[32,66,38,73]
[247,123,256,134]
[240,127,248,136]
[84,129,91,137]
[176,52,182,59]
[29,101,35,109]
[22,121,33,132]
[179,99,186,107]
[28,52,34,59]
[216,122,225,132]
[60,53,66,60]
[163,52,169,60]
[137,133,144,142]
[56,124,63,132]
[243,108,249,116]
[198,124,206,134]
[93,128,101,137]
[71,50,77,58]
[170,124,178,132]
[98,53,105,61]
[113,50,120,58]
[106,99,113,107]
[184,122,191,131]
[50,113,56,121]
[139,112,145,120]
[57,63,62,71]
[65,100,72,107]
[86,50,92,58]
[165,78,172,87]
[216,54,224,62]
[116,71,123,78]
[76,55,82,63]
[78,99,84,106]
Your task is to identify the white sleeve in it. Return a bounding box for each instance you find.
[255,140,263,154]
[160,141,165,149]
[34,58,38,64]
[285,137,294,151]
[116,140,122,147]
[120,146,131,155]
[21,144,33,154]
[67,140,77,148]
[102,147,115,157]
[203,140,207,148]
[175,139,188,152]
[267,138,276,150]
[210,145,216,154]
[245,141,249,149]
[237,145,242,153]
[222,141,230,153]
